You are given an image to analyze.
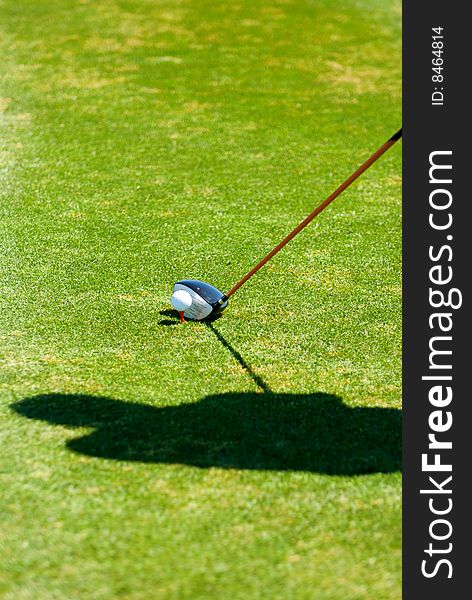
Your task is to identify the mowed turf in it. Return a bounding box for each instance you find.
[0,1,401,599]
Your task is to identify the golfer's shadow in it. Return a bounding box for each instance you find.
[11,392,401,475]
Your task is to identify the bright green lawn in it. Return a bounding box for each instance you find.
[1,0,401,598]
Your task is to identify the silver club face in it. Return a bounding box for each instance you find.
[172,280,228,321]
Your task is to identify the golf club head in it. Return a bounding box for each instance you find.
[172,280,228,321]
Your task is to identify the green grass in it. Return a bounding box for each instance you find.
[1,1,401,598]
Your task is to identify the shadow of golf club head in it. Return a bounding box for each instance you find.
[158,309,224,326]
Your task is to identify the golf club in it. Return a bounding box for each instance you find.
[172,128,402,321]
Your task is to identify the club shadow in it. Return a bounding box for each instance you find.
[158,310,224,326]
[158,309,180,326]
[11,392,401,475]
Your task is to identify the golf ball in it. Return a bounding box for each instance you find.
[171,289,192,312]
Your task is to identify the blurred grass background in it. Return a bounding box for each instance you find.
[1,1,401,598]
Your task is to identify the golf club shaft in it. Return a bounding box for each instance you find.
[224,128,402,299]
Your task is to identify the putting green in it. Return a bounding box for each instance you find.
[1,1,401,598]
